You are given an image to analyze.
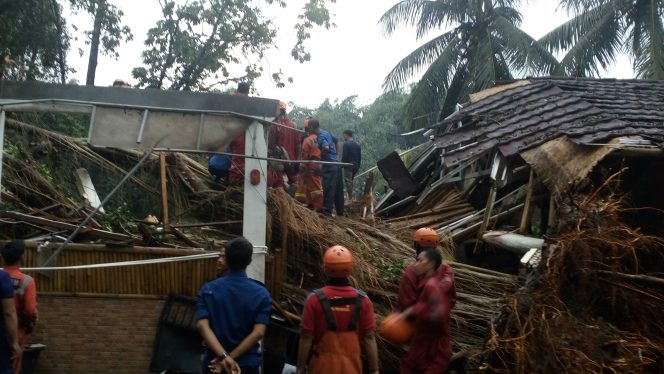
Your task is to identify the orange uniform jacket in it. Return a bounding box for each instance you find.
[4,265,38,373]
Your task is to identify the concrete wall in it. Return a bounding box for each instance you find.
[27,295,164,373]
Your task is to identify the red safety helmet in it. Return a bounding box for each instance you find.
[413,227,439,247]
[323,245,353,278]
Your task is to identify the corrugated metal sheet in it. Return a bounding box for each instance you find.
[434,78,664,166]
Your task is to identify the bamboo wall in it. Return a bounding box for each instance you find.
[1,241,218,297]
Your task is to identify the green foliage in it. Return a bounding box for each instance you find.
[133,0,337,91]
[289,90,422,199]
[99,203,135,232]
[291,0,337,62]
[69,0,133,59]
[547,0,664,79]
[0,0,71,82]
[380,0,559,130]
[12,112,89,138]
[132,0,277,90]
[376,257,406,284]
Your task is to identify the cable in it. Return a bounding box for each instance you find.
[22,252,218,271]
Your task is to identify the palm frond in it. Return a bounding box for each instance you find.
[382,30,459,90]
[558,0,615,13]
[631,0,664,79]
[539,0,622,53]
[415,1,458,39]
[379,0,430,36]
[439,65,470,119]
[492,14,560,75]
[401,37,465,129]
[554,7,623,77]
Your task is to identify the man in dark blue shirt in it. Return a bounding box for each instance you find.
[196,237,272,374]
[341,130,361,201]
[1,270,20,374]
[309,119,344,217]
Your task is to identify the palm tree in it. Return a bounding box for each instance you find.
[380,0,558,129]
[542,0,664,79]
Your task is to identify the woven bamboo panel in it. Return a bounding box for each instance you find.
[8,242,219,297]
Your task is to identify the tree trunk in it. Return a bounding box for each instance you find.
[50,0,68,83]
[86,1,105,86]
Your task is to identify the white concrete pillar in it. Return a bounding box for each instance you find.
[243,120,268,282]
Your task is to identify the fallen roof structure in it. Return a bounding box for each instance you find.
[377,77,664,257]
[376,78,664,371]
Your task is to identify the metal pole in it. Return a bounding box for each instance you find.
[41,145,158,267]
[154,147,354,167]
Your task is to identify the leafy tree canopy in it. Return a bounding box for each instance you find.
[0,0,70,82]
[132,0,337,91]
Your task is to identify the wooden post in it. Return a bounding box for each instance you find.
[547,194,556,230]
[479,153,504,235]
[519,169,535,233]
[159,152,169,231]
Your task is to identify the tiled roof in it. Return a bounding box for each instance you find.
[433,77,664,166]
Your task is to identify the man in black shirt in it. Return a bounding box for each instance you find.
[341,130,361,202]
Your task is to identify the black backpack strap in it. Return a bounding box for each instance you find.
[348,289,366,331]
[313,289,337,331]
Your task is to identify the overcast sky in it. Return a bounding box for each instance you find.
[65,0,634,108]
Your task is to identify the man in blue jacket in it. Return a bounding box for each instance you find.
[309,119,344,217]
[196,237,272,374]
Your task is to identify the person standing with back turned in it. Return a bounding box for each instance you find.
[2,240,37,374]
[297,245,379,374]
[309,120,344,217]
[341,130,361,202]
[0,269,20,374]
[196,237,272,374]
[228,82,251,185]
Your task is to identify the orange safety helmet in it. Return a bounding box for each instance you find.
[323,245,353,278]
[279,101,287,110]
[378,312,414,345]
[413,227,439,247]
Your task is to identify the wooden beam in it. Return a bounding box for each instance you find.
[160,152,170,230]
[168,220,243,229]
[519,169,535,233]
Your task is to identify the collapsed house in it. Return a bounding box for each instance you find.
[376,77,664,372]
[0,81,516,373]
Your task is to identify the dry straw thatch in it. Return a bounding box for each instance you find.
[482,173,664,373]
[1,116,518,372]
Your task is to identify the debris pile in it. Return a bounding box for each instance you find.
[481,176,664,373]
[0,116,517,371]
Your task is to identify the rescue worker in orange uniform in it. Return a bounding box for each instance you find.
[296,119,323,212]
[295,118,311,203]
[396,229,456,373]
[267,101,301,189]
[297,245,379,374]
[1,241,38,374]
